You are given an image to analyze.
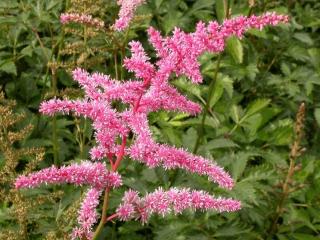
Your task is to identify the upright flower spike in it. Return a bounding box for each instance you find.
[113,0,146,31]
[124,41,155,82]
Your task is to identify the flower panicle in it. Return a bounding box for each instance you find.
[113,0,146,31]
[60,13,105,29]
[72,188,102,240]
[15,161,122,190]
[124,41,155,82]
[126,112,234,189]
[116,188,241,223]
[147,12,288,84]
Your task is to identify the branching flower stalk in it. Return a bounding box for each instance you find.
[14,3,288,239]
[268,103,306,237]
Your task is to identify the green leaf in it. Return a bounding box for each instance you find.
[308,48,320,70]
[221,74,234,98]
[0,60,17,75]
[186,0,213,16]
[141,168,158,183]
[231,152,254,181]
[292,234,319,240]
[226,36,244,64]
[247,28,268,38]
[201,138,239,151]
[209,76,224,108]
[233,181,257,204]
[155,223,188,240]
[21,45,33,57]
[230,105,242,124]
[214,224,251,237]
[0,16,17,24]
[182,127,197,151]
[293,32,314,45]
[215,0,227,23]
[244,99,271,119]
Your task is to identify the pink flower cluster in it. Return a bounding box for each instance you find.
[15,11,288,237]
[15,161,122,190]
[60,13,105,29]
[72,188,102,239]
[116,188,241,222]
[124,111,234,189]
[113,0,146,31]
[147,12,289,83]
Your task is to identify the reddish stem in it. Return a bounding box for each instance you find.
[112,136,127,171]
[105,213,118,223]
[107,152,114,168]
[93,79,151,239]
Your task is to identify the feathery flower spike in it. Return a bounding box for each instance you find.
[15,161,122,190]
[116,188,241,223]
[60,13,105,29]
[72,188,102,240]
[113,0,146,31]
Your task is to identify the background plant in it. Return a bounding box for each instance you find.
[0,0,319,240]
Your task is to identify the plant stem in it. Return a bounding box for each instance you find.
[92,188,111,240]
[268,103,305,237]
[92,82,149,239]
[120,29,130,80]
[193,0,230,154]
[193,55,222,153]
[113,136,127,171]
[51,68,59,166]
[114,51,119,80]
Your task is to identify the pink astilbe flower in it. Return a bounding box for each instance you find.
[124,41,155,82]
[116,188,241,223]
[15,161,122,190]
[124,111,233,189]
[148,12,288,83]
[113,0,146,31]
[72,188,102,240]
[40,98,127,159]
[60,13,105,29]
[139,82,202,114]
[14,10,289,235]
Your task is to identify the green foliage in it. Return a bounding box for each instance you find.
[1,0,320,239]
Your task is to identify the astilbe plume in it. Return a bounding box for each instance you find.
[72,188,102,239]
[15,12,288,239]
[117,188,241,223]
[113,0,146,31]
[60,13,105,29]
[15,161,122,190]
